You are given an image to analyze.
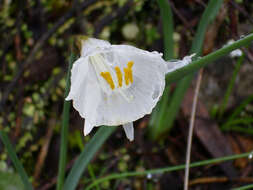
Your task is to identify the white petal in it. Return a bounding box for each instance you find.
[72,63,102,125]
[123,122,134,141]
[83,119,94,136]
[166,54,195,73]
[81,38,111,57]
[68,38,194,141]
[66,57,88,101]
[93,45,166,126]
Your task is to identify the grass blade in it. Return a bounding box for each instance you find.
[149,0,174,139]
[218,54,245,118]
[56,53,76,190]
[63,126,116,190]
[224,94,253,124]
[232,183,253,190]
[0,131,34,190]
[85,151,253,190]
[153,0,224,138]
[223,126,253,135]
[157,0,174,60]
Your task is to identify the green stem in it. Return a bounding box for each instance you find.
[56,53,76,190]
[0,131,34,190]
[232,184,253,190]
[85,151,253,190]
[152,0,224,139]
[63,126,116,190]
[166,33,253,84]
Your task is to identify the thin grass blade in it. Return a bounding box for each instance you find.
[153,0,224,138]
[157,0,174,60]
[63,126,116,190]
[149,0,174,138]
[0,131,34,190]
[224,94,253,124]
[232,183,253,190]
[56,53,76,190]
[86,151,252,190]
[218,54,245,118]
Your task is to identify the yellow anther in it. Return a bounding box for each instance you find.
[127,61,134,68]
[115,66,123,87]
[100,72,115,90]
[124,61,134,85]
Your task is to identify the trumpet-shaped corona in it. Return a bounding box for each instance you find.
[66,37,194,141]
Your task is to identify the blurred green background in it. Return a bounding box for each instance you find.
[0,0,253,189]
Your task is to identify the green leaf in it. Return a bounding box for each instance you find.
[0,171,25,190]
[152,0,224,139]
[63,126,116,190]
[148,0,173,139]
[218,54,245,118]
[56,53,76,190]
[0,131,33,190]
[157,0,174,60]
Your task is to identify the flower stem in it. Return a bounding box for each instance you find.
[166,33,253,84]
[56,53,76,190]
[85,151,253,190]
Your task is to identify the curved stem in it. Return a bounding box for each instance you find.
[184,69,203,190]
[86,151,253,190]
[166,33,253,84]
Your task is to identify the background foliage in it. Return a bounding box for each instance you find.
[0,0,253,189]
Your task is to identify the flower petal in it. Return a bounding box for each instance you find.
[93,45,167,126]
[72,63,102,128]
[66,57,89,101]
[81,38,111,57]
[123,122,134,141]
[166,54,195,73]
[67,38,194,140]
[83,119,94,136]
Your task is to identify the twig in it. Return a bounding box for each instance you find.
[33,118,56,183]
[189,176,253,186]
[184,68,203,190]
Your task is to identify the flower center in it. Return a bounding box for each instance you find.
[89,54,134,92]
[100,61,134,90]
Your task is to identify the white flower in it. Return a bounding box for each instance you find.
[66,38,194,141]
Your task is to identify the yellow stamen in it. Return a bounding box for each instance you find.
[100,72,115,90]
[124,61,134,85]
[115,66,123,87]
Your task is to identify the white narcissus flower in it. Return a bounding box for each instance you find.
[66,38,194,141]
